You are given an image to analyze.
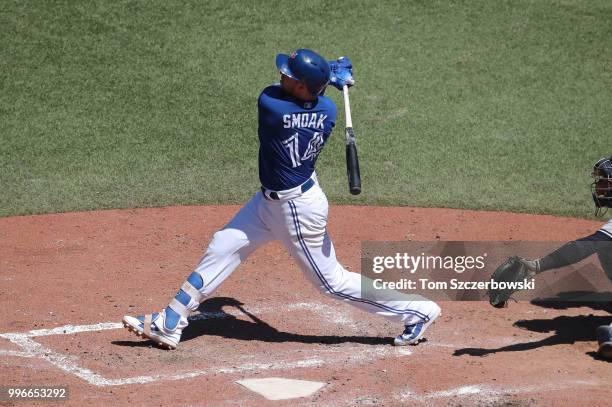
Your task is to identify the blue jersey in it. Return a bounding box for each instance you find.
[258,85,337,191]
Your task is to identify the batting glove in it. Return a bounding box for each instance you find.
[328,57,355,90]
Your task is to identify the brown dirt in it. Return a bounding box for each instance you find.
[0,205,610,407]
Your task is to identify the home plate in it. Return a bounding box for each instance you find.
[235,377,326,400]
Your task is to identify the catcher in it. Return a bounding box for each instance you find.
[488,156,612,359]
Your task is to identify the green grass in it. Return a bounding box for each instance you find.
[1,0,611,217]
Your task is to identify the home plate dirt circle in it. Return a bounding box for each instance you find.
[0,205,610,406]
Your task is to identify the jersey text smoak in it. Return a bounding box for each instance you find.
[258,85,337,191]
[282,113,328,129]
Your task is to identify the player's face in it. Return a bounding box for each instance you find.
[280,73,314,101]
[280,74,298,94]
[593,166,612,197]
[595,178,612,197]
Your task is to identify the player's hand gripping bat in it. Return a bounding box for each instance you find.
[342,85,361,195]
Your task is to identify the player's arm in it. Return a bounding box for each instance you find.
[529,231,612,273]
[488,231,612,308]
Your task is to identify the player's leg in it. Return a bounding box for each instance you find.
[266,184,440,344]
[595,239,612,282]
[596,323,612,359]
[123,192,273,349]
[594,242,612,360]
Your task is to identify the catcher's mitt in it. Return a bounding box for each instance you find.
[487,256,534,308]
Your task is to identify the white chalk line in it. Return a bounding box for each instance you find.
[1,326,411,387]
[14,322,123,338]
[1,301,354,340]
[0,302,409,387]
[0,334,112,385]
[0,350,35,358]
[395,379,602,404]
[92,347,409,386]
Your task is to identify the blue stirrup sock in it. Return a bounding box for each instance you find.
[164,272,204,330]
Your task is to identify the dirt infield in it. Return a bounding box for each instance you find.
[1,206,610,406]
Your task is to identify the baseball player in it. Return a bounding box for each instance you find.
[122,49,441,350]
[490,156,612,359]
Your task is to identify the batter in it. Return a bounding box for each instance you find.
[123,49,441,349]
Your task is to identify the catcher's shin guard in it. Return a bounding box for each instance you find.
[596,324,612,359]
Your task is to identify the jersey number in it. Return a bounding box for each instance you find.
[282,132,324,168]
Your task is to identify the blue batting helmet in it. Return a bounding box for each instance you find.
[276,49,330,95]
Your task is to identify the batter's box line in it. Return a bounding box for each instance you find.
[0,303,408,387]
[392,379,602,405]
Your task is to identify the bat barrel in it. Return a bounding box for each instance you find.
[346,128,361,195]
[343,85,361,195]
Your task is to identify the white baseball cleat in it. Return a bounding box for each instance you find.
[393,307,441,346]
[122,310,183,350]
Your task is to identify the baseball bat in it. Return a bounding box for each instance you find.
[343,85,361,195]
